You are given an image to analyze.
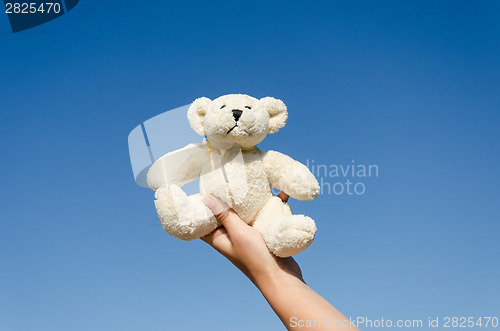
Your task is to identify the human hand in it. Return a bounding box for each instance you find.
[201,192,304,286]
[201,193,360,330]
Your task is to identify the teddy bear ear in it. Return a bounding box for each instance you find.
[258,97,288,134]
[187,97,211,136]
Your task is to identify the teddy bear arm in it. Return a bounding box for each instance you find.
[147,143,206,191]
[262,150,320,201]
[176,152,206,186]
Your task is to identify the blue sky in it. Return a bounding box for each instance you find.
[1,1,499,330]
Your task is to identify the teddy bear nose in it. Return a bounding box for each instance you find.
[232,109,243,122]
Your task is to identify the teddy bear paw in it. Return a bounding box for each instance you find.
[268,215,317,257]
[154,185,218,240]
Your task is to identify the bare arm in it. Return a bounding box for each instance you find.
[201,194,359,331]
[262,150,320,201]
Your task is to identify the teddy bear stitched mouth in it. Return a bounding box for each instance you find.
[227,124,238,134]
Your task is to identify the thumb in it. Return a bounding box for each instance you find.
[202,194,246,237]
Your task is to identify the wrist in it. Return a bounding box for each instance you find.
[252,264,300,294]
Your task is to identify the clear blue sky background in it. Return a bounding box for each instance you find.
[1,1,499,330]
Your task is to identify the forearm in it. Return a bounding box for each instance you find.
[200,194,356,330]
[254,269,360,330]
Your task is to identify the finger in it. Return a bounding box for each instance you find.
[202,194,247,238]
[200,227,226,245]
[278,191,289,203]
[201,227,233,255]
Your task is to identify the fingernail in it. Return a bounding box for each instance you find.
[202,195,215,209]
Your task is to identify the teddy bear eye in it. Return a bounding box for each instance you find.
[220,105,226,109]
[245,106,252,109]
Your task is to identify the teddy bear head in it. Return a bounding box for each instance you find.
[187,94,288,149]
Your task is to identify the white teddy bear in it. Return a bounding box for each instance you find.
[147,94,320,257]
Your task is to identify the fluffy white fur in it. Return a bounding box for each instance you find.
[147,94,320,257]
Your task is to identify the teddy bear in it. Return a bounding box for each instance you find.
[146,94,320,257]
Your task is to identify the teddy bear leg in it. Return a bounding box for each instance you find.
[252,196,317,257]
[270,215,317,257]
[154,185,219,241]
